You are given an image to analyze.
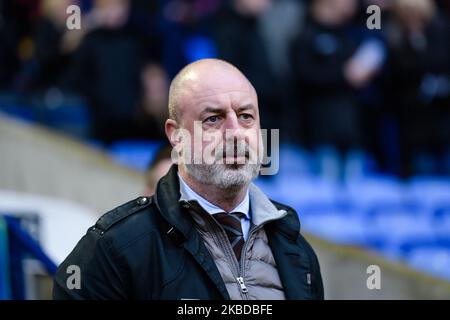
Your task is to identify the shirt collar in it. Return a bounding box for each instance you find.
[178,172,250,220]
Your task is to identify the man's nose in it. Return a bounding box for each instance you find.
[223,113,245,140]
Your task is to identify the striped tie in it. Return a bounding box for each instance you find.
[214,212,245,262]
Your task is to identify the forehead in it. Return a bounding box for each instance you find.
[179,69,258,113]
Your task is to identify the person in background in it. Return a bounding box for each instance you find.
[290,0,385,180]
[212,0,280,131]
[63,0,163,143]
[15,0,85,92]
[143,145,173,196]
[385,0,450,176]
[134,63,170,140]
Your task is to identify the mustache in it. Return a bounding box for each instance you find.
[212,140,261,165]
[220,142,250,159]
[186,138,262,166]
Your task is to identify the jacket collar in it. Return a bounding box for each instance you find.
[154,165,300,242]
[178,171,251,220]
[248,184,287,226]
[154,165,194,241]
[154,165,305,299]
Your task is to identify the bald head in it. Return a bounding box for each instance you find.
[168,59,257,125]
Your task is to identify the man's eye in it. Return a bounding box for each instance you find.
[205,115,219,123]
[240,114,253,120]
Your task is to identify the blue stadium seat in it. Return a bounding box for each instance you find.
[184,35,218,63]
[433,206,450,238]
[108,140,165,172]
[408,177,450,209]
[0,102,36,123]
[277,144,314,179]
[41,103,91,139]
[402,239,450,280]
[271,176,341,212]
[363,203,434,258]
[300,202,368,245]
[345,175,407,210]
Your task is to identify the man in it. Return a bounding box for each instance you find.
[53,59,324,300]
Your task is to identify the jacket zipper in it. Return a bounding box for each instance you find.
[237,211,288,299]
[236,225,256,299]
[236,277,248,294]
[185,201,288,300]
[184,201,247,299]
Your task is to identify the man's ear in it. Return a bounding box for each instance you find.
[166,119,186,165]
[165,119,179,148]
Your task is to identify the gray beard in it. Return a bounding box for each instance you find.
[183,162,260,189]
[180,134,264,189]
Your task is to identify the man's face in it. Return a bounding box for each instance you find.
[174,67,263,189]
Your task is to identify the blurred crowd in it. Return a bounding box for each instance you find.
[1,0,450,177]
